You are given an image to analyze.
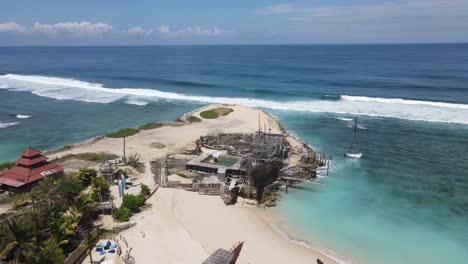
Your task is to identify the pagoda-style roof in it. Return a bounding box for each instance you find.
[0,147,63,189]
[16,156,48,167]
[21,147,42,158]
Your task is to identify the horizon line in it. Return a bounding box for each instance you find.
[1,42,468,48]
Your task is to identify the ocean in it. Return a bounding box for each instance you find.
[1,44,468,263]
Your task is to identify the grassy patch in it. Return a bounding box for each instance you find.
[75,152,118,162]
[106,128,140,138]
[99,228,121,238]
[138,122,163,130]
[187,116,202,123]
[53,152,118,163]
[200,107,233,119]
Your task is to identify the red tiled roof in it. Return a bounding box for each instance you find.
[21,147,42,158]
[0,164,63,188]
[16,156,48,166]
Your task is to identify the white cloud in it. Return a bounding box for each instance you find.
[31,21,113,38]
[127,26,153,36]
[157,26,171,33]
[0,21,227,42]
[0,22,26,33]
[256,3,302,14]
[176,26,223,36]
[125,25,225,37]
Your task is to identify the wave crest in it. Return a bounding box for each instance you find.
[0,121,19,129]
[2,74,468,124]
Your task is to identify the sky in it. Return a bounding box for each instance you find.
[0,0,467,45]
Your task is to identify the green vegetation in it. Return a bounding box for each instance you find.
[52,152,118,163]
[140,184,151,197]
[113,207,131,222]
[62,144,73,150]
[0,162,14,171]
[74,168,98,187]
[105,128,140,138]
[200,110,219,119]
[0,169,105,263]
[176,172,188,178]
[75,152,118,162]
[121,194,145,213]
[113,187,148,222]
[200,107,234,119]
[187,115,201,123]
[138,122,163,130]
[91,177,110,201]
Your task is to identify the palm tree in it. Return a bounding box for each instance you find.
[29,186,48,211]
[84,230,98,264]
[26,237,67,264]
[0,217,37,263]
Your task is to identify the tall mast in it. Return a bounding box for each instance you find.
[354,117,357,134]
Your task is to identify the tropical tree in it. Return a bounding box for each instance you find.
[0,217,37,263]
[26,237,67,264]
[76,168,98,187]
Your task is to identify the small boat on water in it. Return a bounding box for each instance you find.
[345,117,363,159]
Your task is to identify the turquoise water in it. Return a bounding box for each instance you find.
[1,45,468,263]
[274,111,468,263]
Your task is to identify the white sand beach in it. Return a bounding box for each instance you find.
[54,104,337,264]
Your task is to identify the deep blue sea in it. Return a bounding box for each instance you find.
[1,44,468,264]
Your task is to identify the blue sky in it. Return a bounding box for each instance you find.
[1,0,467,45]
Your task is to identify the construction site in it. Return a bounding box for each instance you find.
[152,129,326,206]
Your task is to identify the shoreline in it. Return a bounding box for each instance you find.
[48,104,340,264]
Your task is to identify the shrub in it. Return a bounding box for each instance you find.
[138,123,163,130]
[140,184,151,197]
[113,207,131,222]
[105,128,139,138]
[122,194,145,212]
[187,116,201,123]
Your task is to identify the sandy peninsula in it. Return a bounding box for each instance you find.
[51,104,338,264]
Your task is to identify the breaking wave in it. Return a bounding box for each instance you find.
[0,121,19,129]
[2,73,468,124]
[16,114,31,119]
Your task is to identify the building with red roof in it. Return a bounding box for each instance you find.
[0,147,64,191]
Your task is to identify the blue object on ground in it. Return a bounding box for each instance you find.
[96,247,103,252]
[109,249,116,253]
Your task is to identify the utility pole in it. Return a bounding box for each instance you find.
[123,137,127,164]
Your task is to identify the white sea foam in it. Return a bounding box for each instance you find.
[269,223,351,264]
[2,73,468,124]
[16,114,31,119]
[125,99,148,106]
[0,121,19,129]
[336,117,354,122]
